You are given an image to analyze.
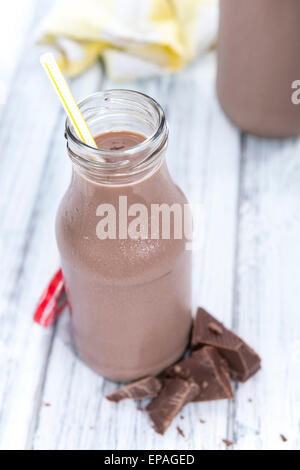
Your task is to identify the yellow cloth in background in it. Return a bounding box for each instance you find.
[37,0,218,80]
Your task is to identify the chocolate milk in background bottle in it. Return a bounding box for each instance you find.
[56,90,192,382]
[217,0,300,138]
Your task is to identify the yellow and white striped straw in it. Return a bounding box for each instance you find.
[40,52,98,151]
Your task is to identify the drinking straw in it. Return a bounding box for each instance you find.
[40,52,99,152]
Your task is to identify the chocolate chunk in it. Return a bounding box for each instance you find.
[177,426,185,438]
[280,434,288,442]
[222,439,234,447]
[146,378,199,435]
[165,346,234,402]
[106,376,162,403]
[192,308,261,382]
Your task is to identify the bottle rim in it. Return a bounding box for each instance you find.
[65,89,168,169]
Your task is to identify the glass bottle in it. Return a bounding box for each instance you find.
[217,0,300,138]
[56,90,192,382]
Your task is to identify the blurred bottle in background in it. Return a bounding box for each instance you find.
[217,0,300,138]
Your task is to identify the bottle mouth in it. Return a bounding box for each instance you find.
[65,89,168,171]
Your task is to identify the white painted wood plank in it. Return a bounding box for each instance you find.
[232,136,300,450]
[0,62,103,451]
[33,54,241,450]
[0,0,104,448]
[0,0,37,107]
[0,0,61,450]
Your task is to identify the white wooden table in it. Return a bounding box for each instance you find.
[1,1,300,451]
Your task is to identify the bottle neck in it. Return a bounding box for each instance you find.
[65,90,169,186]
[71,159,171,197]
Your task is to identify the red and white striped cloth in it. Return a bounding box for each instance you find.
[34,269,67,327]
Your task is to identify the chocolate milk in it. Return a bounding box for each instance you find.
[217,0,300,138]
[56,93,192,382]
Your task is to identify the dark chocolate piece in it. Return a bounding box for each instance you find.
[165,346,234,402]
[177,426,185,438]
[192,308,261,382]
[106,376,162,403]
[280,434,288,442]
[222,439,234,447]
[146,378,199,435]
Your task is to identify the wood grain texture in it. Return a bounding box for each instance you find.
[1,3,300,451]
[232,136,300,450]
[0,0,60,450]
[0,0,102,450]
[0,0,36,108]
